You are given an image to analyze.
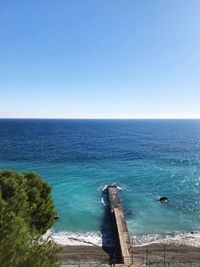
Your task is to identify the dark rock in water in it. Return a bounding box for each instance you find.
[158,197,169,204]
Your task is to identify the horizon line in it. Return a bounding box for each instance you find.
[1,117,200,120]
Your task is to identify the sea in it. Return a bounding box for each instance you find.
[1,119,200,247]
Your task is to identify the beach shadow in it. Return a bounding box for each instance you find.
[100,189,122,264]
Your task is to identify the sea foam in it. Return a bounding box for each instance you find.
[132,232,200,247]
[44,230,102,246]
[44,230,200,248]
[101,184,123,191]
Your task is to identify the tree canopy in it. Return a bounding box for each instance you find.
[0,170,60,267]
[0,170,56,234]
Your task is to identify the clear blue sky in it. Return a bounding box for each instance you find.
[0,0,200,118]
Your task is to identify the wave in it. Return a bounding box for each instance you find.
[101,184,109,191]
[132,231,200,247]
[43,230,102,246]
[44,230,200,248]
[101,184,123,191]
[100,197,106,206]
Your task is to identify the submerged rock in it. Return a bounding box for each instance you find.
[158,196,169,204]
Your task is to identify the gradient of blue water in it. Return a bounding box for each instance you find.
[1,119,200,235]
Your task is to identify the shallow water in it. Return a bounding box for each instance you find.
[1,119,200,245]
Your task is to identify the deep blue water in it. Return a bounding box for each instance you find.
[1,119,200,235]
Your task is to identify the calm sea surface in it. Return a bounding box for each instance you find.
[1,119,200,238]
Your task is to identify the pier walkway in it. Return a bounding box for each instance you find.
[107,185,131,265]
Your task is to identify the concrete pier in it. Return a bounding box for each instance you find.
[107,186,131,264]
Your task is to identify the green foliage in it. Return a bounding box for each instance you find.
[0,215,60,267]
[0,170,60,267]
[0,170,56,234]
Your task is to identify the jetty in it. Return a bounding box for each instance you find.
[61,185,133,267]
[107,185,131,264]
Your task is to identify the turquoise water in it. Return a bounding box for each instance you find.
[1,119,200,238]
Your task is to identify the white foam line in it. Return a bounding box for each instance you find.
[132,232,200,247]
[100,197,106,206]
[101,184,124,191]
[43,230,102,246]
[101,185,108,191]
[44,230,200,248]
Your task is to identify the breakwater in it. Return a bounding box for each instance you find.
[107,185,131,264]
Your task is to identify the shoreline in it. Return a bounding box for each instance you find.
[45,229,200,248]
